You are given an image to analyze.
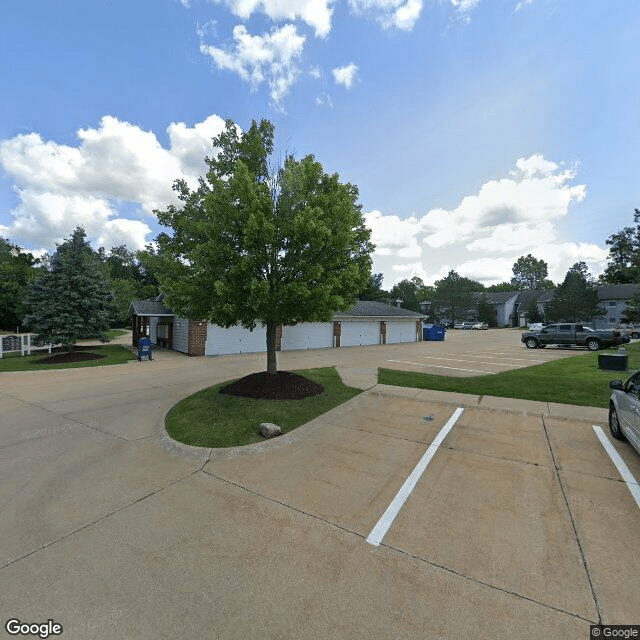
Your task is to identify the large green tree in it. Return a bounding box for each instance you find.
[433,270,482,325]
[546,262,604,323]
[510,254,554,290]
[154,118,373,374]
[0,238,38,331]
[24,227,114,345]
[599,208,640,284]
[389,277,431,312]
[98,244,159,326]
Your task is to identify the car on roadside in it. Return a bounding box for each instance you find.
[616,323,640,339]
[609,372,640,454]
[453,322,473,329]
[472,322,488,330]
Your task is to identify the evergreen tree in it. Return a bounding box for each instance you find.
[476,294,495,325]
[24,227,114,345]
[621,290,640,323]
[525,296,544,324]
[546,262,604,323]
[359,272,387,301]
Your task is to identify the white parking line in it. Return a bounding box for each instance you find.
[387,360,496,375]
[366,407,465,547]
[592,426,640,510]
[408,355,527,368]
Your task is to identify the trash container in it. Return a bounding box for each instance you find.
[423,325,445,341]
[598,353,628,371]
[137,337,153,361]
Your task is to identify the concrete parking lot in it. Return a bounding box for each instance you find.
[1,330,639,639]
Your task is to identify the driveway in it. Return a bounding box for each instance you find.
[1,331,639,639]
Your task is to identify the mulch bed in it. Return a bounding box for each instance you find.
[37,351,106,364]
[220,371,324,400]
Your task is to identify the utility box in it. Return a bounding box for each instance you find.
[598,353,628,371]
[423,325,445,341]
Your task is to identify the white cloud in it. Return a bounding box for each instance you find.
[315,92,334,108]
[364,154,608,287]
[332,63,358,89]
[348,0,423,30]
[515,0,535,11]
[0,114,227,252]
[450,0,480,18]
[216,0,334,37]
[200,24,305,107]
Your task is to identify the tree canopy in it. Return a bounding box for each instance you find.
[154,118,373,374]
[24,227,114,345]
[388,277,432,312]
[599,208,640,284]
[0,238,38,331]
[546,262,604,323]
[433,270,482,325]
[510,254,554,290]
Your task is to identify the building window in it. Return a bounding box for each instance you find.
[610,318,616,323]
[609,301,616,307]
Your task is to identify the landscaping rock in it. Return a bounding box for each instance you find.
[259,423,282,439]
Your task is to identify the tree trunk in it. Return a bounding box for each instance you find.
[266,321,278,375]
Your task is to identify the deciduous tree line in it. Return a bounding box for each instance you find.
[1,117,638,359]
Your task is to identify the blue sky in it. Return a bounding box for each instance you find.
[1,0,638,287]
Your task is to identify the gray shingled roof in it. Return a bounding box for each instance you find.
[335,300,425,318]
[471,291,520,304]
[129,295,174,316]
[597,283,639,300]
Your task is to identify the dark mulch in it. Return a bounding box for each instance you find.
[220,371,324,400]
[49,345,100,353]
[37,351,106,364]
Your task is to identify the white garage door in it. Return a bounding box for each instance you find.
[205,323,267,356]
[281,323,334,350]
[340,321,380,347]
[387,321,417,344]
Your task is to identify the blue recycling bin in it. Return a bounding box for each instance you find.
[423,325,445,341]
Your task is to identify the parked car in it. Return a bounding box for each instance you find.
[616,323,640,339]
[609,372,640,454]
[453,322,473,330]
[521,323,624,351]
[472,322,488,330]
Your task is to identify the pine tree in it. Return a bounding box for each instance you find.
[24,227,114,346]
[546,262,604,323]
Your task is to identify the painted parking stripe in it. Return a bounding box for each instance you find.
[366,407,465,547]
[407,355,528,368]
[592,426,640,510]
[387,360,496,375]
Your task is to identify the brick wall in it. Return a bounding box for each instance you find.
[188,319,207,356]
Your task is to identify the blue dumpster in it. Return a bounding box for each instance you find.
[423,325,445,341]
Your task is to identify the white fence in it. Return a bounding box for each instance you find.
[0,333,53,358]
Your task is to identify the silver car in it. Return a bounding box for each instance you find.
[609,372,640,454]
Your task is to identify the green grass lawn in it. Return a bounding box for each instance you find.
[0,344,135,372]
[379,343,639,408]
[165,367,362,448]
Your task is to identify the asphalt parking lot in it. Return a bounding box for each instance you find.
[1,330,639,639]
